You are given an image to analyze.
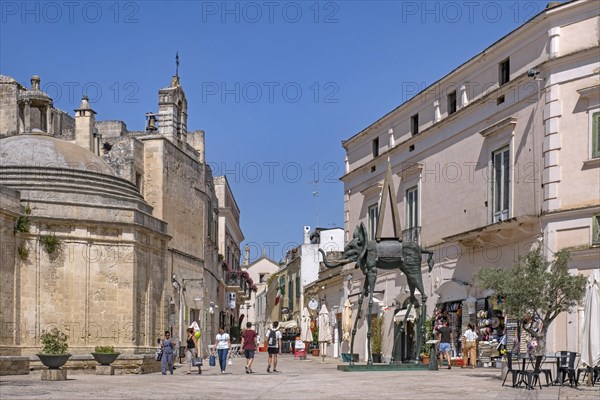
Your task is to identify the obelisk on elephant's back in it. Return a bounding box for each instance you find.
[320,163,434,366]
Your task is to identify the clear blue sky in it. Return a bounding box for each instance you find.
[1,0,553,262]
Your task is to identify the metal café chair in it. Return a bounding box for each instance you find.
[539,354,553,386]
[229,344,242,359]
[556,351,580,387]
[576,365,599,386]
[502,352,523,388]
[520,355,547,390]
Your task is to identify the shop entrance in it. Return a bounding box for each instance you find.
[391,301,417,363]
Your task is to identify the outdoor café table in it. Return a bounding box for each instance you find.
[545,353,571,386]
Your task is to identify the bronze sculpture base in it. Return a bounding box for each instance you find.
[337,363,428,372]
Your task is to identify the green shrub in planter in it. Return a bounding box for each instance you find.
[37,328,71,370]
[40,328,69,355]
[92,345,120,366]
[94,346,117,354]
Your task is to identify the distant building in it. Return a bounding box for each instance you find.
[265,226,344,338]
[241,249,280,338]
[340,0,599,362]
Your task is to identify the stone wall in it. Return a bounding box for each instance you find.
[102,137,145,188]
[51,109,75,141]
[26,354,161,375]
[0,78,20,136]
[12,222,168,355]
[0,356,29,375]
[0,186,20,355]
[96,120,127,138]
[141,136,206,260]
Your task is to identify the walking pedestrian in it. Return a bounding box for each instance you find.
[437,319,453,369]
[266,321,282,373]
[214,326,230,374]
[461,322,478,369]
[240,322,258,374]
[160,331,175,375]
[185,327,201,374]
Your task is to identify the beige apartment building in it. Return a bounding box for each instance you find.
[340,0,599,363]
[214,175,245,339]
[0,72,242,356]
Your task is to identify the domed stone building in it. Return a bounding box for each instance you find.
[0,74,238,358]
[0,132,169,355]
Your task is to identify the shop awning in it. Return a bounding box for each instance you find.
[436,280,468,303]
[279,320,298,329]
[394,308,417,323]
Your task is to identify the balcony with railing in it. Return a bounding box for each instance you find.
[402,226,421,244]
[225,270,242,291]
[225,270,256,300]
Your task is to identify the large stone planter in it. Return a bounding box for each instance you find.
[37,354,71,369]
[37,354,71,381]
[92,352,120,366]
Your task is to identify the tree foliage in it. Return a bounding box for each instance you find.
[371,315,384,354]
[476,249,586,353]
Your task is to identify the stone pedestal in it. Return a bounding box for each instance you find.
[41,369,67,381]
[96,365,115,375]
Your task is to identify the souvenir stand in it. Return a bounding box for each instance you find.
[433,301,463,361]
[476,296,506,367]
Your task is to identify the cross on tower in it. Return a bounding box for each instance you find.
[175,51,180,77]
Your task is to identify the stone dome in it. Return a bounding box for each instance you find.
[0,133,114,175]
[0,133,152,214]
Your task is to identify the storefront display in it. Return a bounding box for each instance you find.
[433,301,463,357]
[475,296,506,367]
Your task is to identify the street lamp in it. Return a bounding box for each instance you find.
[171,274,204,356]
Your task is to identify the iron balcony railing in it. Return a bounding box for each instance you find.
[402,226,421,244]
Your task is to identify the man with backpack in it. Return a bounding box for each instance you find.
[266,321,282,373]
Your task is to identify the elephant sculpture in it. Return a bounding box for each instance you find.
[319,222,434,365]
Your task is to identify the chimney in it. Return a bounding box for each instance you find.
[74,96,96,151]
[303,226,311,244]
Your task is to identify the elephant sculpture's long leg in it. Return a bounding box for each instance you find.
[416,299,427,362]
[349,283,367,366]
[366,267,377,366]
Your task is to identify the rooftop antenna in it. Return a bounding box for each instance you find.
[312,180,319,228]
[175,51,180,77]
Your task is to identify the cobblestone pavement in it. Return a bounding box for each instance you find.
[1,353,598,400]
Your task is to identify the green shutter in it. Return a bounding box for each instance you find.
[279,276,285,295]
[288,277,293,310]
[592,112,600,159]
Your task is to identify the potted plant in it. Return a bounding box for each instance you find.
[37,328,71,369]
[92,345,120,366]
[419,318,434,363]
[371,316,383,363]
[311,326,320,356]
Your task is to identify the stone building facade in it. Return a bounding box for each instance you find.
[338,0,599,362]
[0,73,242,355]
[214,175,245,338]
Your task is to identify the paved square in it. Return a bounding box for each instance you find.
[1,353,598,399]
